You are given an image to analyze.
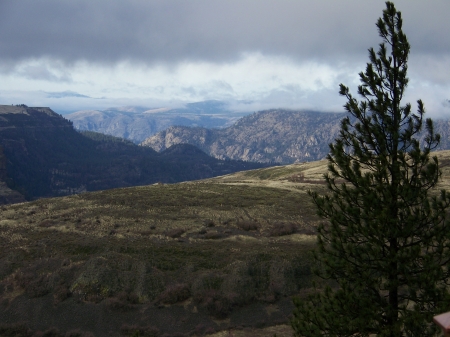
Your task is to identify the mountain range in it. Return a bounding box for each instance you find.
[141,109,450,164]
[0,105,267,203]
[66,100,249,143]
[4,103,450,201]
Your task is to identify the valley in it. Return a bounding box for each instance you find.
[69,106,450,165]
[0,105,267,202]
[2,104,450,336]
[2,1,449,335]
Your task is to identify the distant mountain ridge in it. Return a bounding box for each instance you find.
[141,110,344,163]
[66,100,249,143]
[0,104,267,202]
[141,109,450,164]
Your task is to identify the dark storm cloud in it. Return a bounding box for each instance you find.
[1,0,449,67]
[16,63,73,82]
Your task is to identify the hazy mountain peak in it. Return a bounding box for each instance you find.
[66,101,247,143]
[142,107,171,114]
[104,106,152,114]
[67,109,103,116]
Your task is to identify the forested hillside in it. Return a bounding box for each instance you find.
[0,105,267,201]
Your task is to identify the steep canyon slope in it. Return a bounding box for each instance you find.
[141,109,450,164]
[142,110,343,163]
[0,105,267,201]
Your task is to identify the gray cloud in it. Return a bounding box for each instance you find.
[0,0,448,67]
[45,91,90,99]
[16,63,73,82]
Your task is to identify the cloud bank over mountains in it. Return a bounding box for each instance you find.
[0,0,449,116]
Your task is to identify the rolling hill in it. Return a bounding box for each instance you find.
[1,150,450,336]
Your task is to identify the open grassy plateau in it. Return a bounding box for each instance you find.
[2,151,450,337]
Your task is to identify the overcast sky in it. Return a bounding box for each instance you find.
[0,0,449,117]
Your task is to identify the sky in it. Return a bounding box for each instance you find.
[0,0,449,117]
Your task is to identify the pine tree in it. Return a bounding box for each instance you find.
[291,2,450,336]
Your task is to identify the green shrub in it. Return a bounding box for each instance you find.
[203,231,223,240]
[268,222,297,236]
[165,228,185,238]
[156,283,190,304]
[236,220,259,231]
[120,324,159,337]
[203,219,215,227]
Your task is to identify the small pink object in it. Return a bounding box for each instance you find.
[434,312,450,336]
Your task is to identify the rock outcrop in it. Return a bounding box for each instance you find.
[141,110,344,163]
[142,109,450,164]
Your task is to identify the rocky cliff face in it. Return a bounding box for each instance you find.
[142,109,450,164]
[141,110,345,163]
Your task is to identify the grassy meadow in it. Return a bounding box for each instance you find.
[1,150,450,336]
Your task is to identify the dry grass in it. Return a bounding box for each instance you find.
[0,165,320,335]
[2,150,450,336]
[208,324,293,337]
